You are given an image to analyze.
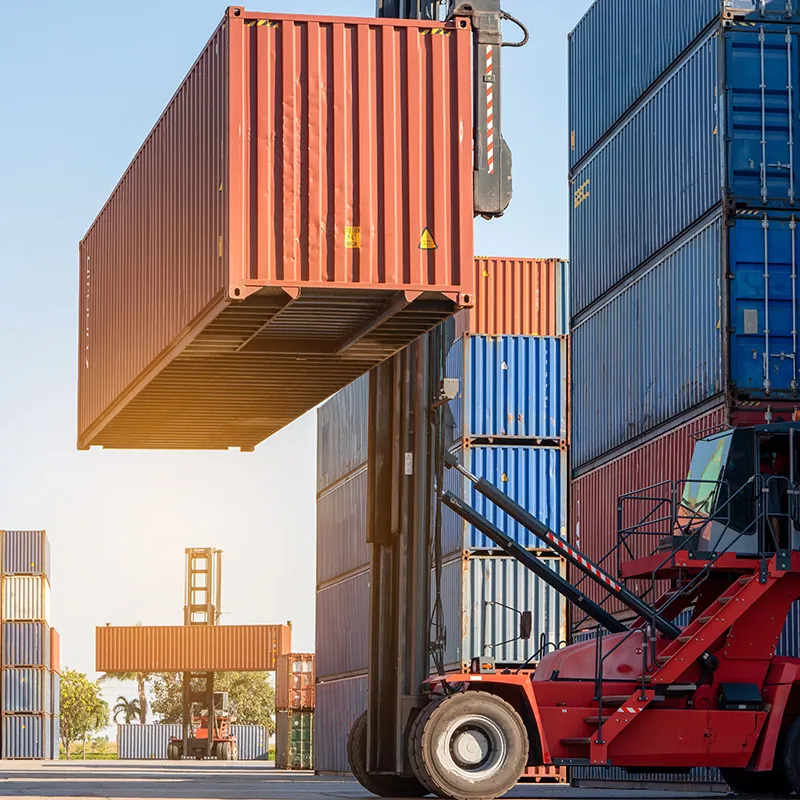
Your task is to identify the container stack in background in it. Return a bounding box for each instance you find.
[0,530,59,760]
[275,653,314,770]
[117,724,269,760]
[314,257,569,776]
[568,0,800,789]
[315,377,370,775]
[440,258,569,673]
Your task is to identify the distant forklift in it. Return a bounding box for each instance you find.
[168,548,238,761]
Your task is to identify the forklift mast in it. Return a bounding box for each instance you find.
[376,0,518,217]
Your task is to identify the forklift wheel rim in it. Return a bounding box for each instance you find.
[436,714,507,780]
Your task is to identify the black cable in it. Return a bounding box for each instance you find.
[501,10,529,48]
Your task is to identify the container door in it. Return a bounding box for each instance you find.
[726,28,800,206]
[729,211,799,397]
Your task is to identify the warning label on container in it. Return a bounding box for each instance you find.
[419,228,438,250]
[345,227,361,249]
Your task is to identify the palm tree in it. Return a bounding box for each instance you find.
[99,672,150,724]
[113,696,141,725]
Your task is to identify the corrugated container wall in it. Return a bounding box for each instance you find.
[2,714,51,759]
[3,577,51,624]
[2,668,51,714]
[2,623,51,668]
[117,724,269,759]
[568,0,719,168]
[315,571,369,680]
[316,377,368,493]
[457,258,569,338]
[446,335,567,441]
[2,531,51,580]
[50,628,60,674]
[276,653,315,711]
[95,624,291,673]
[275,710,314,770]
[570,407,728,611]
[443,445,567,553]
[314,676,368,774]
[316,468,369,586]
[51,672,60,718]
[78,9,474,452]
[436,555,567,671]
[572,218,723,469]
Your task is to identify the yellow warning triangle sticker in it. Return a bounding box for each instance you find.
[483,268,490,278]
[419,228,438,250]
[501,472,509,483]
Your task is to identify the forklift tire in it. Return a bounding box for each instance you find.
[167,743,180,761]
[722,767,791,797]
[780,716,800,795]
[411,691,528,800]
[347,712,430,797]
[218,741,233,761]
[409,700,446,796]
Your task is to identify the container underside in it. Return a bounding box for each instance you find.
[81,287,459,450]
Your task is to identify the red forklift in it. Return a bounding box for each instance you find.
[385,422,800,798]
[168,689,238,761]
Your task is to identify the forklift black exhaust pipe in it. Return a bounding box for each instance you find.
[444,456,681,640]
[440,491,627,634]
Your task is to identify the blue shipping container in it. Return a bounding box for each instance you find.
[316,467,369,587]
[2,622,51,668]
[2,714,51,759]
[3,668,51,713]
[51,672,60,718]
[443,445,567,553]
[315,570,369,680]
[573,209,800,469]
[572,216,723,468]
[2,531,51,580]
[571,24,800,315]
[315,675,368,774]
[446,335,567,441]
[568,0,720,169]
[317,376,369,493]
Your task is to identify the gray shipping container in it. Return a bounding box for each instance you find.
[435,555,567,671]
[3,668,51,713]
[316,467,369,587]
[314,675,367,774]
[2,531,51,580]
[1,714,52,759]
[117,724,270,760]
[2,622,51,667]
[315,570,370,680]
[2,576,51,623]
[317,376,369,493]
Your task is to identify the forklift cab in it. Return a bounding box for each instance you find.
[679,423,800,555]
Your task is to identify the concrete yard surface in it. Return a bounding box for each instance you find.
[0,761,724,800]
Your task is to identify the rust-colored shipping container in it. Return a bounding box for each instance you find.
[78,8,474,451]
[95,624,291,672]
[455,257,568,339]
[50,628,60,675]
[276,653,315,711]
[570,406,728,616]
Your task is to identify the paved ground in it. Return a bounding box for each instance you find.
[0,762,728,800]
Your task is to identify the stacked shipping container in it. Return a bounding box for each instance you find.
[0,531,59,759]
[440,258,569,672]
[567,0,800,788]
[314,258,569,774]
[275,654,314,770]
[117,724,269,760]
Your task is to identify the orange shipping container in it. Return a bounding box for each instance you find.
[50,628,60,675]
[96,624,291,673]
[276,653,315,711]
[78,8,474,451]
[456,257,568,338]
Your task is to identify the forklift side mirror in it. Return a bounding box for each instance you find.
[519,611,533,641]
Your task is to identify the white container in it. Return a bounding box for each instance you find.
[3,576,51,623]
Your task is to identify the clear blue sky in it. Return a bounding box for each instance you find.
[0,0,591,718]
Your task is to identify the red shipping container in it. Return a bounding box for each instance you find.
[79,8,474,451]
[96,624,291,673]
[455,257,568,338]
[276,653,315,711]
[50,628,60,675]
